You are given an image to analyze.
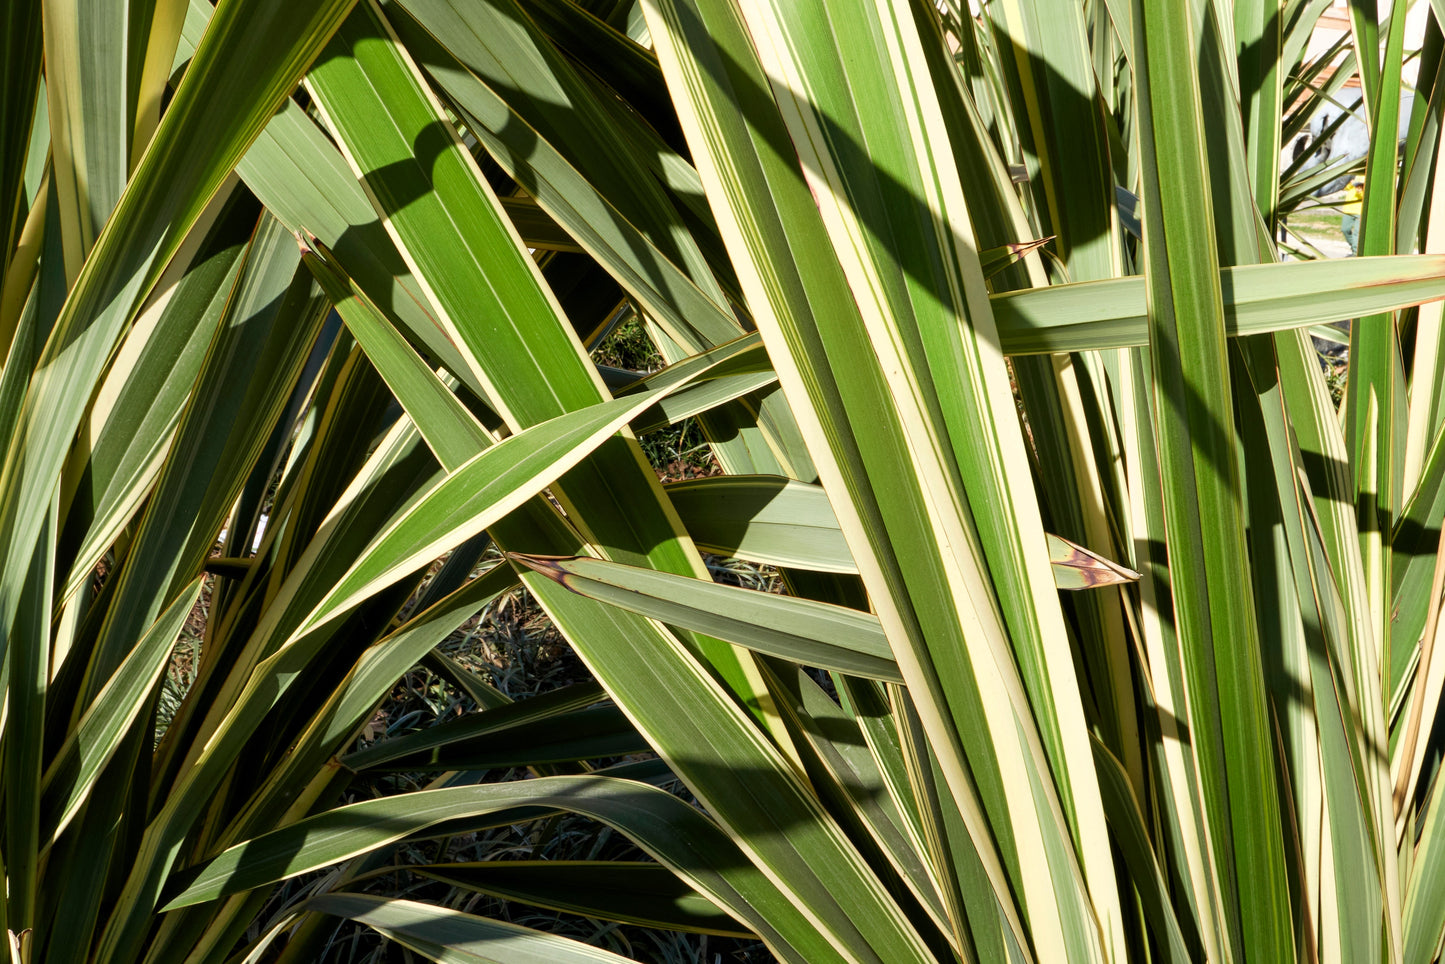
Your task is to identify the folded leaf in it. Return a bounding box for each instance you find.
[509,553,902,683]
[305,894,633,964]
[992,255,1445,354]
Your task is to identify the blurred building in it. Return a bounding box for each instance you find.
[1287,0,1427,180]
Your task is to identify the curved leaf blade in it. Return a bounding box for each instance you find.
[305,894,633,964]
[992,256,1445,354]
[413,862,754,937]
[510,552,901,682]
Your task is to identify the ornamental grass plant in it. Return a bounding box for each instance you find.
[6,0,1445,961]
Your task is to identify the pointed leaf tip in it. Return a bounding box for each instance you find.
[1045,533,1141,589]
[506,552,571,581]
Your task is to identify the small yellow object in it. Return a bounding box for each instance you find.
[1341,175,1365,216]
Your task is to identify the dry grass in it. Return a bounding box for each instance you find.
[297,574,774,963]
[202,315,780,961]
[147,316,786,961]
